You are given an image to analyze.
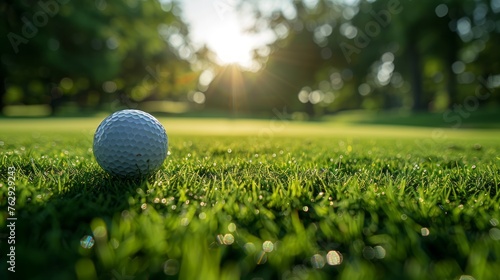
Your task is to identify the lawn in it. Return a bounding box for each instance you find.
[1,117,499,280]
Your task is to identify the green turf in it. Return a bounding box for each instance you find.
[0,117,499,280]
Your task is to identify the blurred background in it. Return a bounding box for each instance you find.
[1,0,499,123]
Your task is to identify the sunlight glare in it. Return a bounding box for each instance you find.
[181,0,275,71]
[208,24,255,68]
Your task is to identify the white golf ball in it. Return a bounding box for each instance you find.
[93,109,168,177]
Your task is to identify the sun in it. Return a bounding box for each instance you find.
[206,24,255,69]
[181,0,275,71]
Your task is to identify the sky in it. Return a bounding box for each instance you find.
[180,0,276,69]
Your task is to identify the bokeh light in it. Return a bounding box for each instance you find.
[80,235,95,249]
[326,251,343,266]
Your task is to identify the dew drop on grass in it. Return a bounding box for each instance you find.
[326,250,342,265]
[262,241,274,252]
[141,203,147,210]
[362,246,375,259]
[311,254,325,269]
[303,206,309,212]
[223,234,234,245]
[374,245,386,259]
[163,259,179,276]
[80,235,95,249]
[489,228,500,240]
[421,227,430,236]
[93,226,107,239]
[490,218,499,226]
[228,223,237,232]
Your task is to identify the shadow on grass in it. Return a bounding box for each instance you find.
[14,169,156,280]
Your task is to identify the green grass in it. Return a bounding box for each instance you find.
[1,117,499,280]
[326,108,500,129]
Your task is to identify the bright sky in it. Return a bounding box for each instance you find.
[180,0,276,70]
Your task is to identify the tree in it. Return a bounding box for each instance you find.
[239,0,343,116]
[246,0,500,114]
[1,0,195,115]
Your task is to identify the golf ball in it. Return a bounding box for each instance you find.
[93,109,168,177]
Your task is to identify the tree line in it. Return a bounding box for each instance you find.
[1,0,499,116]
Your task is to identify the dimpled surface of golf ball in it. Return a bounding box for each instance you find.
[93,109,168,178]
